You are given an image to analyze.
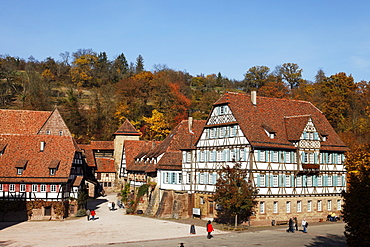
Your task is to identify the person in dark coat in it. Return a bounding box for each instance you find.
[294,217,298,231]
[206,220,214,239]
[288,217,295,233]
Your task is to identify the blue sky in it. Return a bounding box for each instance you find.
[1,0,370,82]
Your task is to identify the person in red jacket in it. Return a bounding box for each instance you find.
[90,210,96,221]
[206,220,214,239]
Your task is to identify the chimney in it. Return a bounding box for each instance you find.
[251,91,257,106]
[40,141,45,152]
[188,116,193,133]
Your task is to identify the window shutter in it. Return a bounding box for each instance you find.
[313,175,317,187]
[314,153,318,164]
[270,175,273,187]
[342,175,346,186]
[257,174,260,187]
[279,175,283,187]
[163,173,166,183]
[314,132,318,140]
[291,175,295,187]
[333,175,337,186]
[196,172,200,184]
[265,174,269,187]
[324,175,328,186]
[257,150,261,162]
[204,173,209,185]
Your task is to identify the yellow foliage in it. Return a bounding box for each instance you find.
[142,110,171,140]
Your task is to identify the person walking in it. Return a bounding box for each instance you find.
[206,220,214,239]
[288,217,295,233]
[294,217,298,231]
[108,202,112,211]
[90,210,96,221]
[86,209,90,221]
[302,219,308,233]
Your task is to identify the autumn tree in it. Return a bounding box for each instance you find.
[142,109,171,140]
[70,50,98,87]
[214,162,258,227]
[342,145,370,247]
[318,72,356,131]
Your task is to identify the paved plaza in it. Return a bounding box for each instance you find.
[0,194,347,247]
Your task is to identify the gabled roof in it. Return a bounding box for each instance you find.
[125,140,161,172]
[0,109,51,135]
[79,141,114,168]
[95,158,115,173]
[0,134,80,183]
[128,119,206,173]
[211,92,348,151]
[113,119,141,136]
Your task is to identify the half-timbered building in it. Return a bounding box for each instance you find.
[183,92,348,225]
[0,109,92,220]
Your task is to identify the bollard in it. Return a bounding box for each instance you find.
[190,224,196,234]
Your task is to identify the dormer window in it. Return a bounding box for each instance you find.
[262,124,276,139]
[49,160,60,176]
[15,159,28,175]
[59,131,63,136]
[17,168,24,175]
[46,130,51,135]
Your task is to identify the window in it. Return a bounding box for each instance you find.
[318,176,323,187]
[337,199,342,210]
[307,200,312,212]
[296,176,302,187]
[179,173,182,184]
[200,151,205,162]
[273,175,278,187]
[328,176,333,186]
[327,200,332,211]
[200,173,204,184]
[217,151,222,161]
[260,150,265,162]
[186,151,191,163]
[17,168,23,175]
[59,131,63,136]
[0,184,3,191]
[273,201,278,213]
[273,151,278,162]
[32,184,38,192]
[50,184,56,192]
[286,201,291,213]
[200,197,205,204]
[297,201,302,212]
[50,168,56,176]
[40,184,46,192]
[165,173,169,183]
[9,184,15,192]
[318,200,322,211]
[187,173,191,184]
[337,175,342,186]
[285,175,291,187]
[260,175,265,187]
[307,176,312,187]
[286,152,291,163]
[260,201,265,214]
[46,130,51,135]
[20,184,26,192]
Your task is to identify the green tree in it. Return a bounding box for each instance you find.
[276,63,303,89]
[135,54,144,74]
[214,162,258,227]
[112,53,129,81]
[243,65,270,91]
[342,145,370,247]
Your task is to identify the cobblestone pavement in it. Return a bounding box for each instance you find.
[0,194,346,247]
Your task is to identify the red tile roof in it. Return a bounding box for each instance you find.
[95,158,115,173]
[0,109,51,135]
[124,140,161,172]
[127,119,206,173]
[212,92,348,151]
[0,134,80,183]
[113,119,141,136]
[79,141,114,168]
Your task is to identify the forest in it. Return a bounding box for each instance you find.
[0,49,369,150]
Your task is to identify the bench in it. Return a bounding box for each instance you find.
[276,220,289,226]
